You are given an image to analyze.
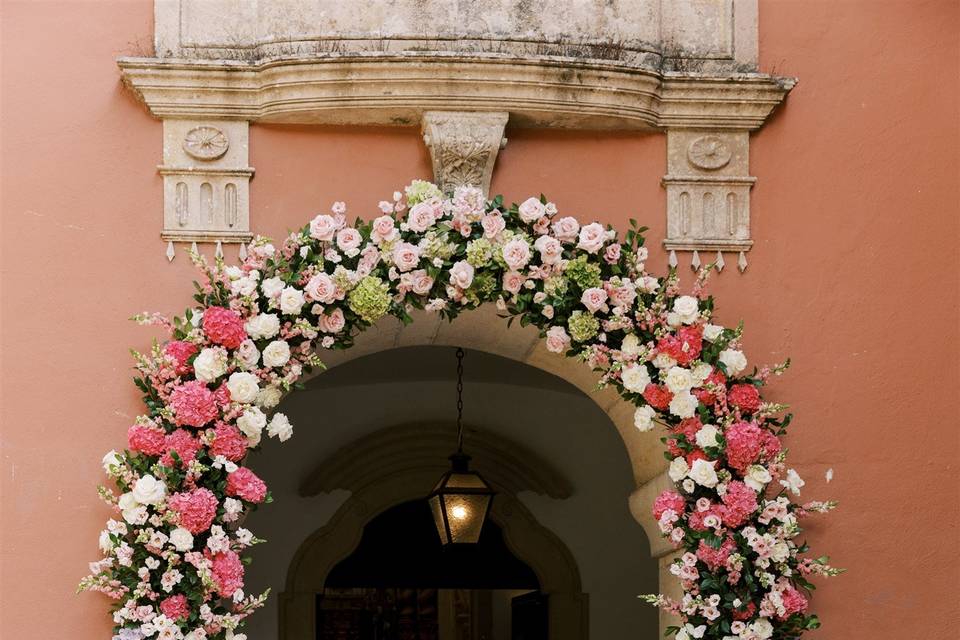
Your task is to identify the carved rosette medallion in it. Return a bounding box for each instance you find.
[183,126,229,160]
[422,111,509,195]
[687,135,732,170]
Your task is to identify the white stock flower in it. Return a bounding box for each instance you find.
[101,450,122,474]
[672,296,700,324]
[664,366,694,393]
[668,457,689,482]
[267,413,294,442]
[633,405,656,432]
[225,371,259,403]
[169,527,194,552]
[244,313,280,340]
[745,464,773,491]
[780,468,805,495]
[262,340,291,368]
[621,364,651,393]
[688,459,719,488]
[132,475,166,505]
[669,391,698,419]
[279,286,306,315]
[237,407,267,446]
[719,349,748,376]
[193,347,228,382]
[695,424,721,449]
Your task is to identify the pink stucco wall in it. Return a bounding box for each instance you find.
[1,1,957,637]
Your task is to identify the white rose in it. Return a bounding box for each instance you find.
[666,312,683,328]
[261,276,285,299]
[633,405,656,432]
[267,413,294,442]
[695,424,721,449]
[132,474,166,505]
[745,464,773,492]
[236,407,267,446]
[518,197,546,223]
[244,313,280,340]
[621,364,651,393]
[255,385,283,409]
[236,339,260,370]
[102,450,122,474]
[668,457,689,482]
[262,340,291,368]
[193,347,227,382]
[279,286,306,315]
[719,349,748,376]
[703,324,724,342]
[751,619,774,640]
[620,333,642,356]
[226,371,260,404]
[169,527,194,552]
[673,296,700,324]
[664,366,694,393]
[669,391,699,419]
[688,459,719,488]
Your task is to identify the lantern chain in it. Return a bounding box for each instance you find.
[456,347,464,453]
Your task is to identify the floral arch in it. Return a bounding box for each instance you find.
[82,181,837,640]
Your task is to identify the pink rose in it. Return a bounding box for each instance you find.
[481,212,506,239]
[544,326,570,353]
[408,269,434,295]
[607,282,637,309]
[551,216,580,242]
[503,271,526,294]
[392,242,421,272]
[449,260,475,289]
[309,214,338,242]
[501,238,532,271]
[306,273,338,304]
[406,201,438,232]
[604,243,622,264]
[517,197,546,223]
[533,235,563,264]
[357,245,380,276]
[580,287,608,313]
[371,215,398,244]
[318,308,346,333]
[336,228,363,255]
[577,222,607,254]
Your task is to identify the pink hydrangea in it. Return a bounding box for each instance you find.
[163,340,197,376]
[778,584,809,619]
[127,424,166,457]
[213,383,232,408]
[653,490,687,521]
[168,487,218,534]
[729,383,762,414]
[643,384,673,411]
[169,380,219,428]
[208,549,244,597]
[696,535,736,570]
[226,467,267,504]
[657,326,702,365]
[160,429,202,467]
[724,421,764,473]
[159,594,189,621]
[202,307,247,349]
[720,480,759,528]
[210,422,247,462]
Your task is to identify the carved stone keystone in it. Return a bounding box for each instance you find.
[421,111,508,195]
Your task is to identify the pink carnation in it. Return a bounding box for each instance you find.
[720,480,759,528]
[778,584,809,619]
[160,429,202,467]
[210,422,248,462]
[202,306,247,349]
[724,421,764,474]
[729,383,762,414]
[208,549,244,597]
[696,535,736,570]
[169,380,219,428]
[159,594,189,621]
[163,340,197,375]
[226,467,267,504]
[127,424,166,457]
[653,490,687,521]
[168,487,218,534]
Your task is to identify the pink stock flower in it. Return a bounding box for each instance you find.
[653,490,686,521]
[226,467,268,504]
[163,340,197,375]
[128,424,166,457]
[729,383,762,414]
[159,594,190,621]
[169,381,219,428]
[210,422,248,462]
[208,549,244,597]
[693,369,727,406]
[202,307,247,349]
[168,488,218,534]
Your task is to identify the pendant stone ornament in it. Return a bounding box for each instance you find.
[715,250,725,272]
[422,111,508,196]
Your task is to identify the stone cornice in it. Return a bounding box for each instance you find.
[118,53,794,131]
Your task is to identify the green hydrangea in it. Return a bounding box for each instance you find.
[333,265,358,292]
[568,310,600,343]
[421,231,457,261]
[405,180,443,205]
[564,255,602,289]
[543,275,568,298]
[465,238,494,267]
[463,272,498,306]
[348,276,391,323]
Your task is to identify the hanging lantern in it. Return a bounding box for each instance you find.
[428,348,495,545]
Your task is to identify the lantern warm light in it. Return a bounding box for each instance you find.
[427,349,495,545]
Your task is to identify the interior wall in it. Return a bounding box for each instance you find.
[0,1,957,639]
[241,347,657,639]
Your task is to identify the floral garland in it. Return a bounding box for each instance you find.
[81,181,838,640]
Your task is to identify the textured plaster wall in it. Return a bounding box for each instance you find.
[1,1,958,638]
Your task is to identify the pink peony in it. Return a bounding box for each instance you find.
[169,381,219,428]
[729,383,761,414]
[210,422,248,461]
[159,594,189,621]
[128,424,167,457]
[226,467,267,503]
[724,421,764,474]
[168,487,218,534]
[163,340,197,375]
[643,384,673,411]
[720,480,759,528]
[208,549,244,597]
[696,536,736,570]
[202,307,247,349]
[160,429,201,467]
[653,490,687,521]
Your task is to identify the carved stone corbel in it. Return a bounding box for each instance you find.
[421,111,508,195]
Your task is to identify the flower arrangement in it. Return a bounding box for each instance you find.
[81,181,838,640]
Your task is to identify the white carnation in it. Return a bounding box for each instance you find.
[261,276,285,299]
[669,391,698,419]
[668,456,689,482]
[226,371,260,403]
[236,407,267,445]
[633,405,656,432]
[244,313,280,340]
[262,340,291,368]
[719,349,748,376]
[267,413,294,442]
[620,333,642,356]
[169,527,194,552]
[653,353,677,370]
[621,364,651,393]
[193,347,227,382]
[255,385,283,409]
